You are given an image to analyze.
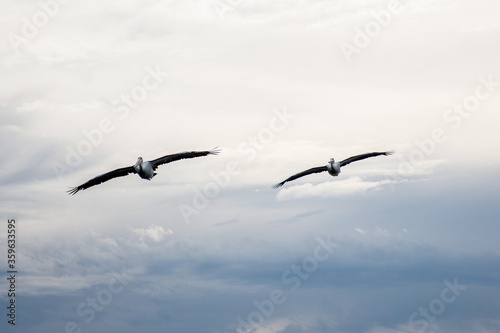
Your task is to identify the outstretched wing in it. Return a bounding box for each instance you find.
[272,166,328,188]
[149,147,220,170]
[67,166,136,195]
[339,151,393,167]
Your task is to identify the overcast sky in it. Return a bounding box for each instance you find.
[1,0,500,332]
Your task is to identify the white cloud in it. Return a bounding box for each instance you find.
[132,225,174,242]
[355,228,366,234]
[367,323,427,333]
[276,176,395,201]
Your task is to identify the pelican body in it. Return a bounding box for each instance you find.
[133,157,156,180]
[326,158,341,176]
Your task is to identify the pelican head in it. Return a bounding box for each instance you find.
[329,157,335,164]
[134,157,143,167]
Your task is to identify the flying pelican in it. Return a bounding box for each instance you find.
[68,148,220,195]
[272,151,393,188]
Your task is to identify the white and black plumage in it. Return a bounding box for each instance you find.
[272,151,393,188]
[68,148,220,195]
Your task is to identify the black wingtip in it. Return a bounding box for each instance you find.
[384,151,395,156]
[272,182,285,189]
[67,187,80,195]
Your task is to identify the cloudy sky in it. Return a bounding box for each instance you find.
[1,0,500,332]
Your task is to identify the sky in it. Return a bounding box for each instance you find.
[1,0,500,332]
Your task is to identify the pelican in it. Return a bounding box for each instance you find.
[272,151,393,188]
[68,148,220,195]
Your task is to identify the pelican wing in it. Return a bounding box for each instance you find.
[273,166,328,188]
[339,151,393,167]
[149,148,220,170]
[67,166,136,195]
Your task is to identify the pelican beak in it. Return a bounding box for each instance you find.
[134,158,142,168]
